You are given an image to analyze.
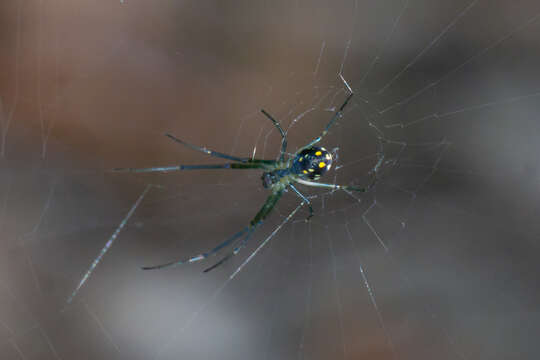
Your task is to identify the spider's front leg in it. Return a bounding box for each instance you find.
[112,159,276,173]
[203,189,284,272]
[112,132,277,173]
[141,189,284,273]
[164,133,250,162]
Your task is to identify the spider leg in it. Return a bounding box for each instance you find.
[228,201,304,280]
[260,109,287,162]
[289,184,314,221]
[202,228,254,273]
[295,177,376,193]
[297,91,353,154]
[143,190,283,272]
[202,253,234,273]
[202,190,284,272]
[112,160,275,173]
[141,227,250,270]
[165,133,249,163]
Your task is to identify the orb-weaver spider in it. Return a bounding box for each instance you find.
[115,87,376,273]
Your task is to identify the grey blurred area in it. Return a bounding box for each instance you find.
[1,0,540,359]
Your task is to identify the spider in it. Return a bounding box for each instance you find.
[114,88,376,273]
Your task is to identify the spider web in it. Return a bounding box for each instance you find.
[1,0,540,359]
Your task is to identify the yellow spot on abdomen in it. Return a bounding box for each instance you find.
[319,162,326,168]
[303,170,308,174]
[299,157,303,162]
[315,151,322,156]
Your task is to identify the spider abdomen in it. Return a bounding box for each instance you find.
[292,146,332,180]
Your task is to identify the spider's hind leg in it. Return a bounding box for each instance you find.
[296,77,354,154]
[289,184,314,221]
[260,109,287,161]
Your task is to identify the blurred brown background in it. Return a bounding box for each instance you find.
[1,0,540,359]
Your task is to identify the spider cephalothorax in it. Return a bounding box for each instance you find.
[292,146,332,180]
